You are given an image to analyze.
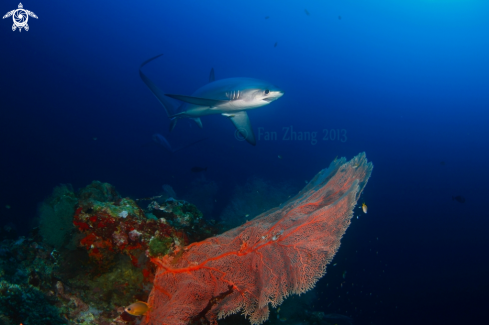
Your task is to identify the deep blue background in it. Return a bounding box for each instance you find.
[1,1,488,324]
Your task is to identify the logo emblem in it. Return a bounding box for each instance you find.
[3,3,37,32]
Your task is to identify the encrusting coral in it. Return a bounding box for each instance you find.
[0,181,216,325]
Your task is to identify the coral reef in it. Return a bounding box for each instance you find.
[0,180,217,325]
[0,280,65,325]
[0,228,66,325]
[67,181,216,319]
[0,152,368,325]
[142,153,372,325]
[38,184,78,249]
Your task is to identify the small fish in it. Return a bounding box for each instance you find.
[191,166,207,173]
[452,195,465,203]
[274,42,278,47]
[343,271,347,279]
[265,16,269,19]
[125,301,150,316]
[362,203,367,214]
[245,214,249,218]
[5,205,10,209]
[304,9,310,16]
[93,137,97,141]
[278,155,282,159]
[338,16,342,20]
[440,161,445,166]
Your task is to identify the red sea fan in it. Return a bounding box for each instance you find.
[142,153,373,325]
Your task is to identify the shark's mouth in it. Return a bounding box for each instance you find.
[263,98,274,102]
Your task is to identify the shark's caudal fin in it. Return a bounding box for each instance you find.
[223,111,256,145]
[209,68,215,83]
[139,54,176,118]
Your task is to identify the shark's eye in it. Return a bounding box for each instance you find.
[265,89,270,95]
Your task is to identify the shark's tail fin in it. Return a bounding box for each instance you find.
[139,54,176,118]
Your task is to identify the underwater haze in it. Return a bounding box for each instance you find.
[1,1,489,325]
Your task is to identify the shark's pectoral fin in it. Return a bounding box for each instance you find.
[165,94,229,107]
[191,117,203,128]
[224,112,256,146]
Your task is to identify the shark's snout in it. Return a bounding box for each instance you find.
[264,90,284,102]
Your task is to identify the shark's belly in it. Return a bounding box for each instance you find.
[184,103,257,117]
[184,105,222,117]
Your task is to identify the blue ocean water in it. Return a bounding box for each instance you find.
[1,1,488,324]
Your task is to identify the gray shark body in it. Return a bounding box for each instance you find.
[140,54,284,145]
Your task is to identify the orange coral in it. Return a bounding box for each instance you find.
[142,153,373,325]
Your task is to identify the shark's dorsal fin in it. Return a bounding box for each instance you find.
[224,111,256,146]
[165,94,229,107]
[209,68,215,83]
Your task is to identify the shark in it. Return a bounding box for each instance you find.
[139,54,284,145]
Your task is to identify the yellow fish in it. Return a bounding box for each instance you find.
[362,203,367,214]
[125,301,150,316]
